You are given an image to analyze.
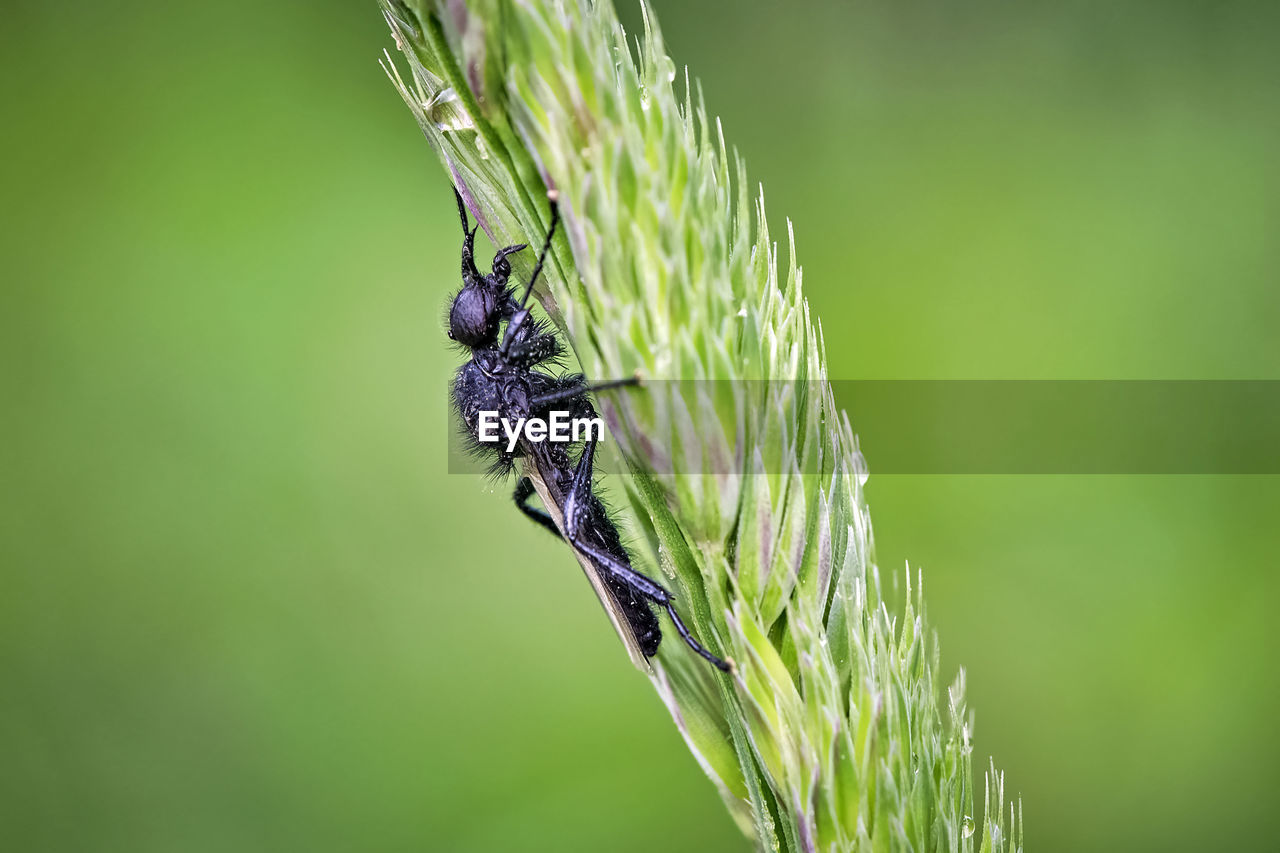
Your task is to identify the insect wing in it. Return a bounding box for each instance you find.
[521,443,657,670]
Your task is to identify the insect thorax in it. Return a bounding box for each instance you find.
[454,359,527,435]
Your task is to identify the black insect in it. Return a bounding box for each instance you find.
[446,187,731,673]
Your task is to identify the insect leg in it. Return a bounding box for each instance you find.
[513,476,562,539]
[568,532,731,672]
[514,198,560,310]
[561,438,732,672]
[499,197,561,355]
[662,601,733,672]
[490,243,528,286]
[506,332,562,368]
[529,375,639,410]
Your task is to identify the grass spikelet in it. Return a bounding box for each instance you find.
[379,1,1021,849]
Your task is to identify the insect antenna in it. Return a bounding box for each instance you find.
[452,187,471,234]
[454,187,481,284]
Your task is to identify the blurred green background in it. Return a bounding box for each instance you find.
[2,1,1277,850]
